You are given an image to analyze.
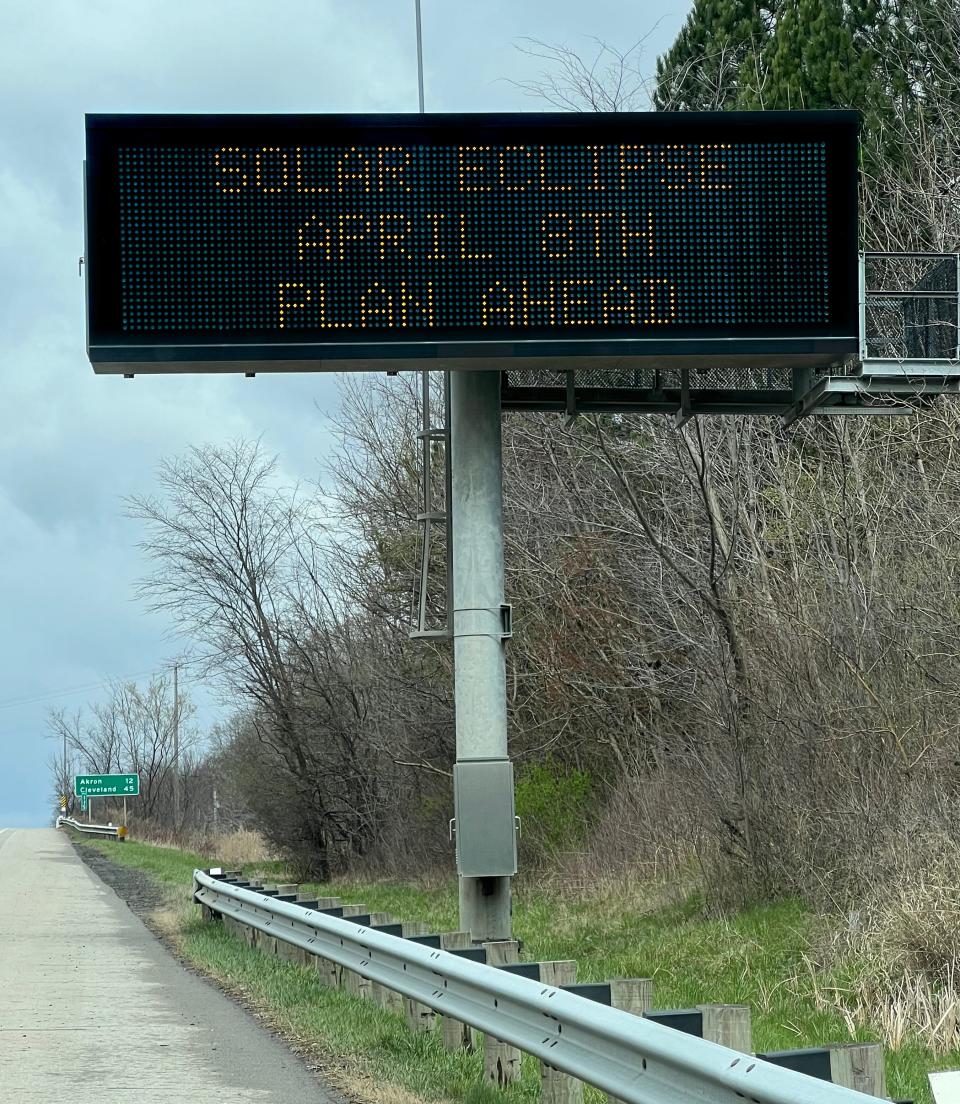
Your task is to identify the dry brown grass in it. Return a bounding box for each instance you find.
[805,954,960,1055]
[803,837,960,1054]
[520,860,700,918]
[132,826,277,866]
[148,903,191,947]
[213,829,276,866]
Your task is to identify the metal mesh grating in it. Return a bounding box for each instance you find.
[503,364,793,392]
[863,253,959,361]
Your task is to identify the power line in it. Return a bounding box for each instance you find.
[0,670,159,712]
[0,651,223,713]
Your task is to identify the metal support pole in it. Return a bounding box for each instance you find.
[62,728,69,813]
[449,370,513,942]
[172,663,180,831]
[414,0,425,114]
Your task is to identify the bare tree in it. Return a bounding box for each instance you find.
[46,675,195,825]
[510,36,654,112]
[126,440,402,875]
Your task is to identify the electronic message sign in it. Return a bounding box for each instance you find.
[84,112,859,374]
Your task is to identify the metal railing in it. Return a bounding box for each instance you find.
[193,869,879,1104]
[860,252,960,369]
[57,815,124,840]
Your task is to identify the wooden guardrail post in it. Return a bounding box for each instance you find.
[439,933,477,1050]
[482,940,522,1086]
[283,894,327,966]
[373,978,403,1012]
[274,885,304,963]
[370,920,423,1013]
[314,951,340,988]
[401,922,437,1032]
[539,961,581,1104]
[336,905,368,991]
[610,978,654,1016]
[606,979,654,1104]
[828,1043,887,1098]
[268,884,309,963]
[367,914,401,1011]
[759,1042,887,1099]
[248,885,281,954]
[276,937,303,963]
[256,927,278,955]
[342,911,395,1000]
[698,1004,752,1052]
[311,903,351,988]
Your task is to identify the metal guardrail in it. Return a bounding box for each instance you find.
[193,869,879,1104]
[57,815,125,840]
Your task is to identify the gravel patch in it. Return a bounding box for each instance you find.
[71,839,168,914]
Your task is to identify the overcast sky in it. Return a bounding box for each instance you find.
[0,0,687,828]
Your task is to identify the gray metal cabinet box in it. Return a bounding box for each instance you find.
[453,759,517,877]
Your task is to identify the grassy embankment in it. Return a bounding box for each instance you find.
[79,836,946,1104]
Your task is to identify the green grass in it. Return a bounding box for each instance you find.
[80,837,945,1103]
[79,836,288,889]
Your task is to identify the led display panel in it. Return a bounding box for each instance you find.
[84,112,859,374]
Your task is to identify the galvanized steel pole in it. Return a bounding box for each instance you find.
[411,2,512,941]
[449,369,512,941]
[414,0,425,114]
[173,663,180,831]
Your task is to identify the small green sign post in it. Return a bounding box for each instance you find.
[74,774,139,797]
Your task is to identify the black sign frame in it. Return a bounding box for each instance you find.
[84,111,860,375]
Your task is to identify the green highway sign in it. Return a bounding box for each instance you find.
[74,773,140,797]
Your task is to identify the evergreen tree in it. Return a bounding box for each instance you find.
[747,0,888,113]
[655,1,898,169]
[654,0,773,110]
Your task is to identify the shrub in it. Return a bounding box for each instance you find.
[514,761,593,866]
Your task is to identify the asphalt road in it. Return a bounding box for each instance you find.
[0,828,337,1103]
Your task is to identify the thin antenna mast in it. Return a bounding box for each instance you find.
[410,0,453,640]
[414,0,425,114]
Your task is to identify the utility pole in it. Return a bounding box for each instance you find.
[172,663,180,832]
